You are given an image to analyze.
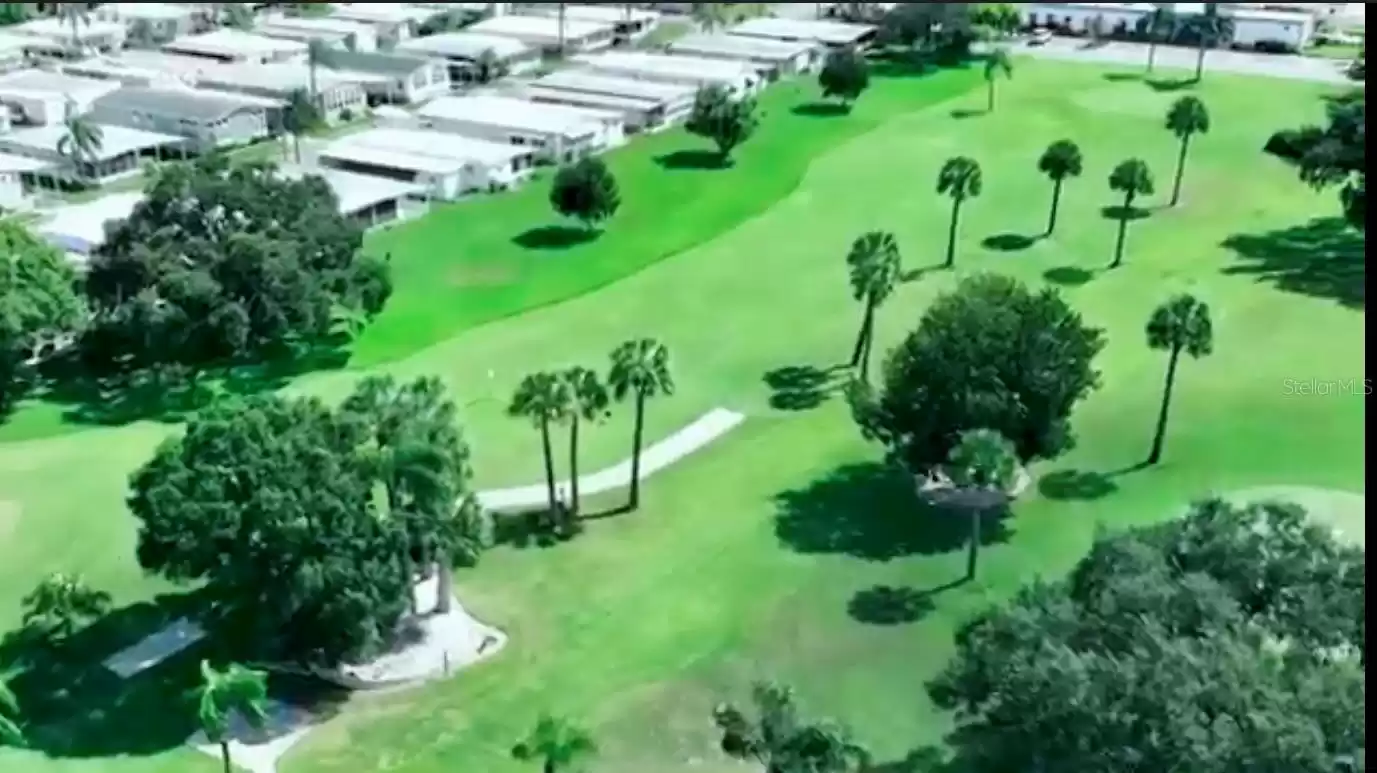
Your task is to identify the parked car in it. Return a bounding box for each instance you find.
[1029,27,1054,46]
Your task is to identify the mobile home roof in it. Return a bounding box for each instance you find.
[533,69,696,102]
[418,94,601,137]
[728,16,875,45]
[670,32,818,61]
[574,51,757,82]
[397,30,533,60]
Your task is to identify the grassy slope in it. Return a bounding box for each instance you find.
[0,61,1364,773]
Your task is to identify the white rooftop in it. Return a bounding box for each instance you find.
[37,191,146,257]
[258,13,380,36]
[0,122,185,160]
[396,30,533,60]
[323,126,532,174]
[467,13,615,43]
[16,16,128,41]
[329,3,446,24]
[574,51,758,82]
[0,31,31,54]
[534,69,698,102]
[418,94,601,138]
[0,69,122,103]
[279,164,422,215]
[517,84,663,114]
[196,61,363,94]
[0,150,52,173]
[163,28,309,60]
[728,16,876,45]
[525,3,661,24]
[670,32,819,61]
[97,2,196,21]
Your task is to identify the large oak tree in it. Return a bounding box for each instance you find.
[0,220,84,414]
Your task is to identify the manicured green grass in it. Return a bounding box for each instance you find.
[0,60,1363,773]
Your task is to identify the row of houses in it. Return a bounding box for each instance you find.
[1021,3,1322,50]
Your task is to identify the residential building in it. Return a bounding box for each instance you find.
[668,33,823,78]
[0,32,33,74]
[0,151,47,210]
[256,14,381,53]
[14,16,128,58]
[93,3,199,44]
[527,69,697,128]
[396,30,540,81]
[415,94,608,163]
[1021,3,1317,50]
[62,50,218,88]
[516,4,662,41]
[87,86,276,152]
[194,61,369,120]
[36,191,145,264]
[162,28,308,64]
[317,126,538,199]
[326,3,442,45]
[0,70,122,125]
[573,51,763,96]
[278,163,424,228]
[319,49,451,105]
[465,14,617,53]
[0,123,186,187]
[726,16,877,48]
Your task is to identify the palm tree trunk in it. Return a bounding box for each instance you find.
[1194,40,1206,81]
[849,300,875,368]
[965,507,981,581]
[220,741,233,773]
[1111,192,1132,268]
[944,198,962,268]
[1147,347,1181,465]
[1146,40,1158,73]
[568,415,581,516]
[540,418,557,516]
[292,132,301,164]
[558,4,566,54]
[1046,179,1063,235]
[435,561,452,614]
[1170,134,1191,207]
[628,393,646,511]
[986,80,995,113]
[859,320,875,383]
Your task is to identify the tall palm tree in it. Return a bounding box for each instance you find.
[512,715,597,773]
[562,366,610,517]
[1187,3,1233,82]
[691,2,730,33]
[282,88,320,163]
[1037,139,1083,236]
[845,231,902,383]
[219,2,255,31]
[508,372,572,518]
[713,682,871,772]
[1165,95,1210,207]
[0,678,23,749]
[306,38,332,106]
[983,48,1013,113]
[556,2,567,55]
[936,156,983,268]
[946,428,1018,581]
[1145,294,1213,466]
[20,571,112,644]
[197,661,269,773]
[53,2,89,55]
[1107,159,1154,269]
[1141,4,1177,74]
[56,100,103,186]
[607,338,674,512]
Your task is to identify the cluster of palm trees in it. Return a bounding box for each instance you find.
[1141,2,1236,82]
[508,338,674,532]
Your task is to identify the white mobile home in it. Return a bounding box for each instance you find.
[466,14,617,53]
[517,4,662,41]
[573,51,762,96]
[727,17,877,48]
[529,69,697,127]
[88,87,275,153]
[63,50,219,89]
[279,164,424,228]
[1021,3,1316,49]
[257,14,381,53]
[36,191,145,264]
[162,29,308,64]
[317,126,538,199]
[0,152,48,210]
[0,70,122,125]
[397,31,540,80]
[15,17,128,58]
[326,3,441,44]
[94,3,199,44]
[416,95,609,163]
[513,84,667,133]
[320,50,451,105]
[1228,7,1315,50]
[669,33,822,78]
[0,123,187,187]
[194,62,369,120]
[0,33,31,75]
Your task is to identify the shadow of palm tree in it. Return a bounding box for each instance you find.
[1221,217,1364,308]
[792,102,850,117]
[848,585,940,626]
[1043,266,1095,287]
[763,364,849,411]
[981,233,1039,252]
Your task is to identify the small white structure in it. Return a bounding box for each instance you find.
[256,14,381,53]
[518,3,662,41]
[194,62,369,120]
[35,191,146,264]
[0,70,122,125]
[0,151,47,210]
[573,51,763,96]
[15,17,129,58]
[529,69,697,128]
[466,13,617,52]
[0,32,34,74]
[162,28,309,64]
[0,123,186,188]
[1228,6,1315,50]
[727,16,877,48]
[416,94,610,163]
[318,126,538,199]
[397,30,540,80]
[669,32,823,78]
[279,164,423,228]
[93,3,199,44]
[1023,3,1317,50]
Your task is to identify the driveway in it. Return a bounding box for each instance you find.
[1013,38,1354,84]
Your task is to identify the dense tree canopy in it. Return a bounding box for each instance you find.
[685,84,759,164]
[930,499,1365,773]
[0,220,85,413]
[129,377,485,667]
[1265,90,1365,230]
[81,155,391,381]
[850,273,1105,471]
[549,156,621,230]
[819,47,870,107]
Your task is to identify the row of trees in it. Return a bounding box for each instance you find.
[1266,88,1365,231]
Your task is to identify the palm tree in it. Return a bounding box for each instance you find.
[607,338,674,512]
[713,682,871,772]
[845,231,902,383]
[127,17,156,48]
[56,100,103,186]
[1142,3,1177,74]
[1107,159,1154,269]
[946,429,1018,581]
[1145,294,1213,466]
[1035,140,1082,237]
[936,156,983,268]
[512,714,597,773]
[508,372,572,518]
[556,2,567,55]
[1165,95,1210,207]
[562,366,610,517]
[0,678,23,749]
[21,572,112,644]
[197,661,269,773]
[474,48,506,84]
[282,88,320,164]
[53,2,89,56]
[306,38,332,106]
[691,2,730,33]
[1187,3,1233,82]
[983,48,1013,113]
[218,2,254,30]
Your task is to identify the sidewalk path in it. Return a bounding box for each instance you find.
[1014,39,1352,84]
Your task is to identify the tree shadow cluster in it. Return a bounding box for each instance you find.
[1221,217,1365,308]
[763,364,851,412]
[512,224,599,250]
[654,149,733,171]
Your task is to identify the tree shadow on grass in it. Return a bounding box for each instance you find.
[1147,77,1198,92]
[773,462,1011,562]
[847,585,938,626]
[1221,217,1364,309]
[792,102,850,118]
[763,364,849,412]
[512,224,599,250]
[655,149,731,171]
[1038,469,1120,501]
[1101,205,1153,222]
[1102,71,1143,83]
[949,107,986,120]
[491,507,581,549]
[981,233,1039,252]
[1043,266,1095,287]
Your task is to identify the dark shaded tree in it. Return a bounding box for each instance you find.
[508,372,572,520]
[1,678,24,748]
[512,714,596,773]
[549,156,621,231]
[878,3,979,57]
[685,83,759,164]
[0,220,84,414]
[1265,89,1365,230]
[1165,95,1210,206]
[929,499,1366,773]
[946,428,1018,581]
[845,231,902,383]
[1184,2,1233,81]
[936,156,982,268]
[608,338,674,512]
[1138,3,1178,74]
[713,682,871,772]
[850,273,1105,471]
[282,87,322,164]
[1037,139,1082,235]
[197,660,268,773]
[818,46,870,109]
[1107,158,1154,268]
[20,572,112,646]
[982,47,1012,112]
[562,365,609,517]
[1144,294,1213,465]
[128,394,412,667]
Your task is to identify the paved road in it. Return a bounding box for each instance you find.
[1013,38,1353,84]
